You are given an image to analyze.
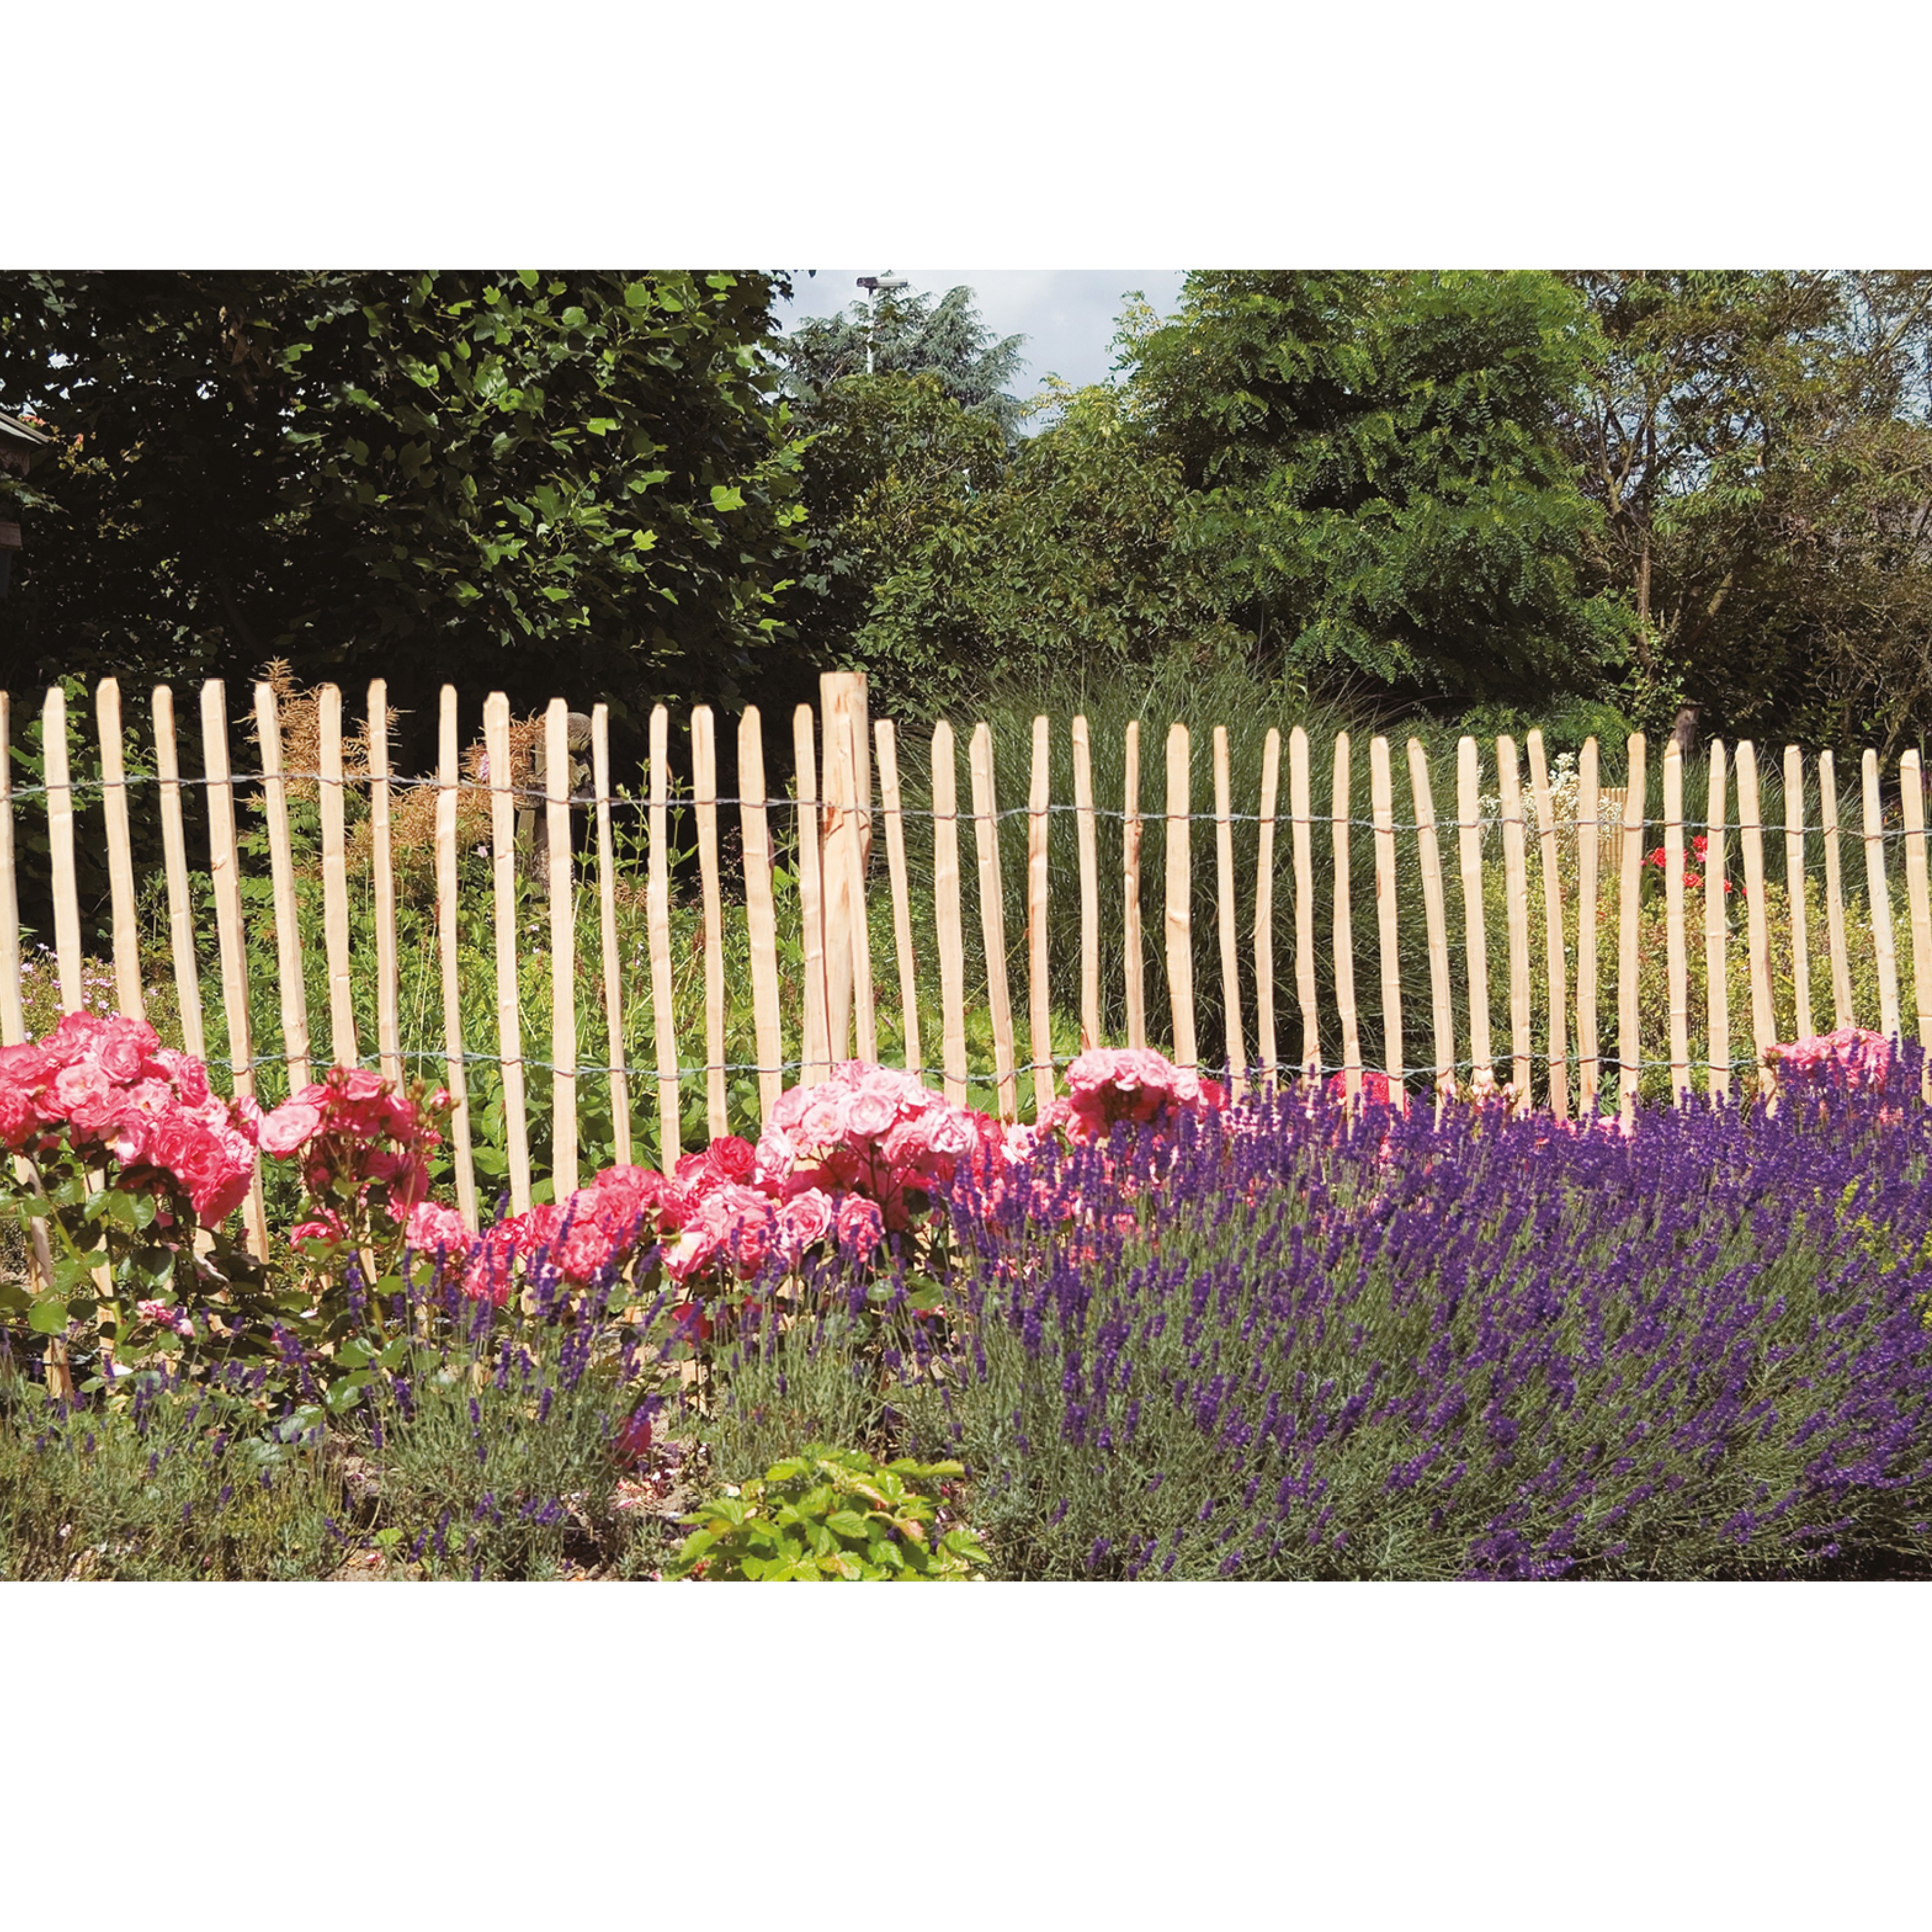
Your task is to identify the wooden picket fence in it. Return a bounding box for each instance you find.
[6,671,1932,1263]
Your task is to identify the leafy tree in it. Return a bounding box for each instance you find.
[1556,270,1932,748]
[781,281,1027,436]
[849,374,1241,713]
[0,272,809,732]
[1130,271,1629,705]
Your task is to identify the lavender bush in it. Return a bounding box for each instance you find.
[881,1064,1932,1579]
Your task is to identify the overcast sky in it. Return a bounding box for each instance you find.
[773,269,1189,399]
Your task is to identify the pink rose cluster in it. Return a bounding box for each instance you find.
[1046,1047,1229,1144]
[1323,1068,1395,1109]
[399,1062,1005,1307]
[754,1060,995,1234]
[1766,1027,1896,1089]
[260,1067,445,1221]
[0,1012,258,1227]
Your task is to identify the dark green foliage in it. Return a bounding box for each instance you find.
[849,381,1244,715]
[0,271,809,732]
[1556,270,1932,749]
[1133,271,1631,704]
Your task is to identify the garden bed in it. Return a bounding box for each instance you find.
[5,1021,1932,1581]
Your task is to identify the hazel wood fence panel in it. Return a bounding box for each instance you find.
[8,674,1932,1235]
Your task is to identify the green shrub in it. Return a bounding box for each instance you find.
[665,1443,988,1580]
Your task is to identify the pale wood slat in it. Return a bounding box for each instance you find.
[1702,739,1730,1101]
[370,682,402,1090]
[95,680,143,1020]
[1863,747,1901,1040]
[43,687,82,1013]
[152,687,206,1062]
[546,699,578,1195]
[875,720,922,1081]
[1902,750,1932,1074]
[200,681,268,1257]
[1618,734,1646,1118]
[818,673,860,1061]
[1369,735,1402,1108]
[1291,726,1319,1079]
[1213,725,1245,1096]
[436,687,478,1229]
[1165,723,1196,1073]
[0,694,21,1045]
[1525,730,1568,1122]
[1736,741,1776,1091]
[792,704,830,1087]
[1333,732,1360,1100]
[1407,738,1453,1102]
[647,704,681,1161]
[691,704,727,1139]
[1123,721,1145,1050]
[969,721,1018,1122]
[736,708,783,1120]
[1254,727,1281,1089]
[253,682,312,1093]
[485,693,532,1214]
[1784,745,1813,1041]
[1662,735,1689,1107]
[1072,715,1101,1053]
[1457,737,1491,1086]
[1028,714,1054,1100]
[1820,750,1854,1029]
[319,685,356,1068]
[930,721,969,1108]
[1497,735,1533,1111]
[1576,737,1600,1113]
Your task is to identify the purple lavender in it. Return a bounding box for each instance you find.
[923,1055,1932,1580]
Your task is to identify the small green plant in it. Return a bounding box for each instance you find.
[666,1444,989,1580]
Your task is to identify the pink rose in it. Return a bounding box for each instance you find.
[1324,1068,1394,1108]
[776,1187,834,1265]
[754,1122,798,1189]
[705,1134,758,1185]
[0,1084,37,1151]
[96,1016,159,1083]
[176,1125,254,1227]
[798,1091,849,1146]
[155,1049,212,1108]
[53,1058,114,1122]
[845,1089,896,1138]
[259,1098,323,1157]
[406,1200,471,1265]
[664,1221,719,1284]
[556,1217,616,1285]
[835,1193,885,1261]
[290,1214,345,1249]
[511,1203,565,1255]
